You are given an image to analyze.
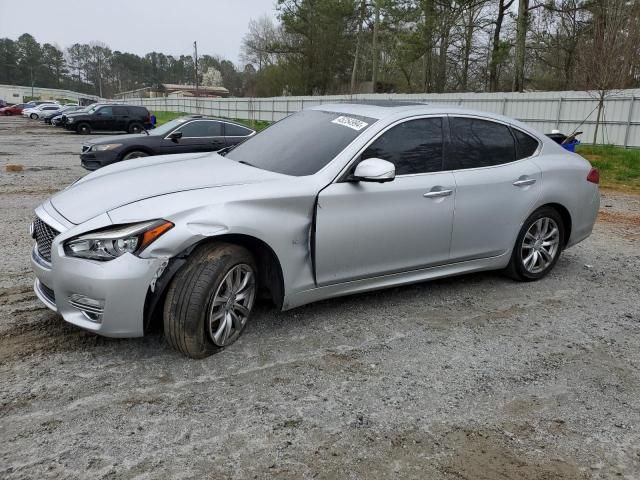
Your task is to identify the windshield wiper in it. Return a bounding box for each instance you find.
[238,160,257,168]
[217,144,238,156]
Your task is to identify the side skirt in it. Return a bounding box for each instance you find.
[282,252,510,311]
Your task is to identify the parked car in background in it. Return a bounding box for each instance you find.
[23,100,57,109]
[23,104,61,119]
[0,103,27,116]
[43,105,84,124]
[30,103,600,358]
[63,104,151,134]
[79,116,256,170]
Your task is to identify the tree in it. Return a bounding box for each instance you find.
[575,0,640,143]
[202,66,223,86]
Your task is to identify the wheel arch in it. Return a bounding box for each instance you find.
[536,202,572,247]
[143,233,285,332]
[119,146,154,161]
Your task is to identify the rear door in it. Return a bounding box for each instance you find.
[447,116,542,262]
[112,106,130,131]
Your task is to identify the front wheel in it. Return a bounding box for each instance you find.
[30,113,38,119]
[505,207,565,281]
[122,150,149,161]
[164,243,257,358]
[76,123,91,135]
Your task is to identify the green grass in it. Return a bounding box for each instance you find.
[153,111,271,131]
[576,145,640,192]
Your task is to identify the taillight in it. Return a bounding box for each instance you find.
[587,167,600,184]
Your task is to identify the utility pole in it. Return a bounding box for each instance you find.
[371,0,380,93]
[193,41,199,112]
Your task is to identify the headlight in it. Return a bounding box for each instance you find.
[92,144,122,151]
[64,220,174,261]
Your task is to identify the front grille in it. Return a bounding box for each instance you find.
[38,281,56,304]
[33,217,59,262]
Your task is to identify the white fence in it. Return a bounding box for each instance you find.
[124,90,640,147]
[0,84,100,104]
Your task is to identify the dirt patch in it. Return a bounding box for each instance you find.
[438,428,588,480]
[598,209,640,227]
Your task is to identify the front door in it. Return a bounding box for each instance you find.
[315,117,455,286]
[167,120,225,153]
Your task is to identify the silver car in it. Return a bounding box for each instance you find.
[30,104,600,358]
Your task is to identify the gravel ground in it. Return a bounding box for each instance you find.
[1,116,639,479]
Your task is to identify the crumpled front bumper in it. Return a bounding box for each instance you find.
[31,239,165,338]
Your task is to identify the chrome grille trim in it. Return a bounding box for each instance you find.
[33,217,60,263]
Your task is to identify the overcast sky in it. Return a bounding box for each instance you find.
[0,0,277,65]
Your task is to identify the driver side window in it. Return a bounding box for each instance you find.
[360,118,444,175]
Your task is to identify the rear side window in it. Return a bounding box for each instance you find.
[448,117,516,169]
[361,118,444,175]
[113,106,128,115]
[176,120,222,137]
[126,106,147,117]
[513,128,539,159]
[225,123,253,136]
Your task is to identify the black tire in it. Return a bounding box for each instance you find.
[30,113,38,119]
[128,122,144,134]
[505,206,565,281]
[164,242,257,359]
[122,150,149,161]
[76,123,91,135]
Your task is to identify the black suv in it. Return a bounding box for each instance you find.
[63,104,151,134]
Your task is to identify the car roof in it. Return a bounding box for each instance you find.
[177,115,255,130]
[310,102,538,135]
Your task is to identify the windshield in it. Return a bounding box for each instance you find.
[150,117,191,136]
[226,110,375,176]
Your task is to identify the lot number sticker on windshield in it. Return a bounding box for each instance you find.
[331,116,369,131]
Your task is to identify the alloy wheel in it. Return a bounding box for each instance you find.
[521,217,560,274]
[208,264,256,347]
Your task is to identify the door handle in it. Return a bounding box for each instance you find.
[423,189,453,198]
[513,178,536,187]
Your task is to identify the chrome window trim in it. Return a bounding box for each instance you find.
[164,119,223,140]
[163,119,255,140]
[334,114,447,183]
[447,114,542,163]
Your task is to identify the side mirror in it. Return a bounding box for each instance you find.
[352,158,395,183]
[168,131,183,141]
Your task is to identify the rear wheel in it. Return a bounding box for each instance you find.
[128,122,144,134]
[122,150,149,161]
[505,207,565,281]
[30,113,38,119]
[76,123,91,135]
[164,243,257,358]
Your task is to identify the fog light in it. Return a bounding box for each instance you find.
[68,294,104,323]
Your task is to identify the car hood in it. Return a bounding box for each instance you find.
[50,152,286,224]
[87,133,150,145]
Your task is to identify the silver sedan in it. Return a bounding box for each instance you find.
[30,104,600,358]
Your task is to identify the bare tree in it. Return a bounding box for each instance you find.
[575,0,640,143]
